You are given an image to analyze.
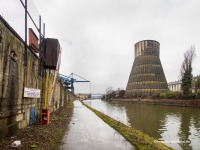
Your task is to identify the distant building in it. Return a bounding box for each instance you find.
[115,90,125,98]
[77,93,90,100]
[168,76,200,93]
[168,81,182,92]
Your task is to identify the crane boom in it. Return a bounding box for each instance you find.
[59,73,90,94]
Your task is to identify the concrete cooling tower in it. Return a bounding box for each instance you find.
[125,40,168,97]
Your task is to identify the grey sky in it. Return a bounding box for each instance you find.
[32,0,200,94]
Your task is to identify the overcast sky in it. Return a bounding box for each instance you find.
[32,0,200,94]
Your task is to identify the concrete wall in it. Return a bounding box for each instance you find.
[0,17,76,138]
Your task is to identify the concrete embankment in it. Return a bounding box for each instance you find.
[108,98,200,108]
[60,100,135,150]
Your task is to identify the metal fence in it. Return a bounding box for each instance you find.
[0,0,45,65]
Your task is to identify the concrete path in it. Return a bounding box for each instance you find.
[59,100,135,150]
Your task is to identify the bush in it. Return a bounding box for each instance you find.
[196,92,200,99]
[181,94,192,100]
[166,92,177,99]
[159,92,178,99]
[160,93,166,99]
[175,92,184,99]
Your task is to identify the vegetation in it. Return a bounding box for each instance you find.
[81,101,173,150]
[158,46,198,100]
[160,92,178,99]
[104,86,115,99]
[195,76,200,98]
[180,46,195,95]
[104,87,125,100]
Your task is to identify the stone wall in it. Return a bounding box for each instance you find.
[0,17,76,138]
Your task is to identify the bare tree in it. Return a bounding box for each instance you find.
[180,46,196,95]
[180,46,195,78]
[105,86,113,94]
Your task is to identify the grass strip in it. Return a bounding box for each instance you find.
[81,101,173,150]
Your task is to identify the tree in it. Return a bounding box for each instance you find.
[105,86,114,99]
[180,46,196,95]
[196,76,200,93]
[105,86,113,95]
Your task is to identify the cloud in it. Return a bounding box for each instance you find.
[33,0,200,94]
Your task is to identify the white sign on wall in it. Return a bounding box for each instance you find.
[24,87,40,98]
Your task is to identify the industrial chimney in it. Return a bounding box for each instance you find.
[125,40,168,97]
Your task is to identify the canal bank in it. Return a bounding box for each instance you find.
[107,98,200,108]
[60,100,135,150]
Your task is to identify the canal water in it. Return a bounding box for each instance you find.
[84,99,200,150]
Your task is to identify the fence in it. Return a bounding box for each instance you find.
[0,0,45,65]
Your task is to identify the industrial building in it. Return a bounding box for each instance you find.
[125,40,168,97]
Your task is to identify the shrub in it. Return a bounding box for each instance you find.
[166,92,177,99]
[196,92,200,99]
[181,94,192,100]
[175,92,183,99]
[160,93,166,99]
[160,92,178,99]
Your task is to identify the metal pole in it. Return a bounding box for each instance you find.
[90,82,91,95]
[42,23,45,75]
[39,15,42,74]
[38,15,43,111]
[71,73,74,94]
[43,23,45,38]
[24,0,28,66]
[48,50,62,107]
[39,15,41,52]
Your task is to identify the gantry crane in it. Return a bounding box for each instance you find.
[59,73,90,94]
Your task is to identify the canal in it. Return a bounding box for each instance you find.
[84,99,200,150]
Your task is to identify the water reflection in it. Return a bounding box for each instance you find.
[85,100,130,125]
[84,99,200,150]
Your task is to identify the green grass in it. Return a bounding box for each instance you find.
[81,101,173,150]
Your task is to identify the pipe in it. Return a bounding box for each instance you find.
[48,50,62,108]
[24,0,28,66]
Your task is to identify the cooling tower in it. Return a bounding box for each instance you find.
[125,40,168,97]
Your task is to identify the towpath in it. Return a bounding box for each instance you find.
[59,100,135,150]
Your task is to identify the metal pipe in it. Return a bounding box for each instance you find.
[48,50,62,107]
[24,0,28,66]
[39,15,41,58]
[43,23,45,38]
[44,70,50,109]
[90,82,91,95]
[39,16,41,41]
